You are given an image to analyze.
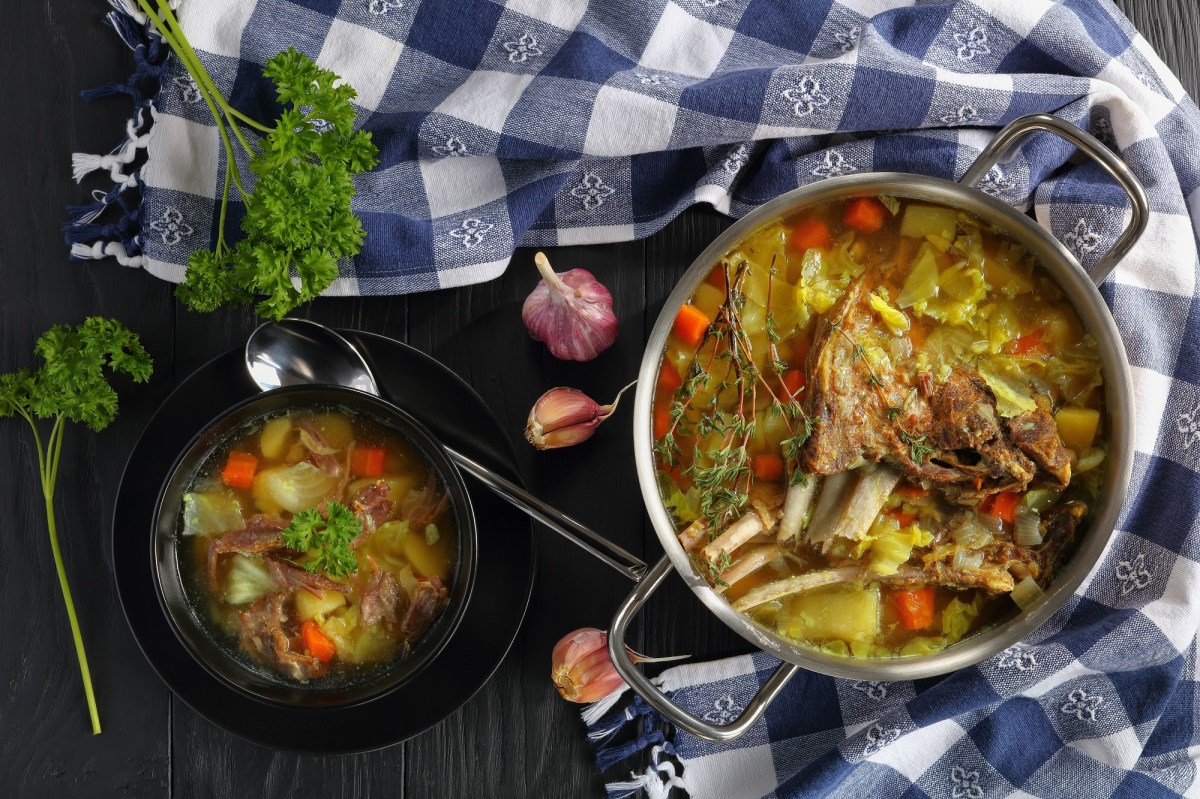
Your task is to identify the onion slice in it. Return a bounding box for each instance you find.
[1010,576,1044,610]
[1013,505,1043,546]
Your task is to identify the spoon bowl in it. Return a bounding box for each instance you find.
[246,318,380,396]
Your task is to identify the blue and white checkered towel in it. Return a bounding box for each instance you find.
[76,0,1200,795]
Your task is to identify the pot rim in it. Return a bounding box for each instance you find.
[151,383,479,707]
[633,171,1135,680]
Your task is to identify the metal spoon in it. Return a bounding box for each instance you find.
[245,318,648,581]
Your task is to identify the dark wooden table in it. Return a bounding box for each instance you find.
[1,3,1195,797]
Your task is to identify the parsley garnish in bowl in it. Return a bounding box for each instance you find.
[282,501,361,578]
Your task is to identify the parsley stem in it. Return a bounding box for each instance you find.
[151,1,267,157]
[136,0,247,198]
[29,415,101,734]
[216,158,232,253]
[154,1,272,134]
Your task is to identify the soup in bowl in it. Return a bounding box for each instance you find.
[153,386,477,706]
[653,194,1107,660]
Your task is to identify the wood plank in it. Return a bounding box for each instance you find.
[0,3,175,796]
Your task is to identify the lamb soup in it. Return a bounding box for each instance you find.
[178,407,456,684]
[655,195,1105,659]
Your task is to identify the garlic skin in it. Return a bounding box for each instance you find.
[522,251,618,361]
[525,383,633,450]
[551,627,689,704]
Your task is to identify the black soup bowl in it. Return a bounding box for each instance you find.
[152,384,478,707]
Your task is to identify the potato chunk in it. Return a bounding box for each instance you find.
[1055,406,1100,453]
[295,590,346,621]
[778,585,880,656]
[259,417,293,460]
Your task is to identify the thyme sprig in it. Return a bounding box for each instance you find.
[657,258,815,535]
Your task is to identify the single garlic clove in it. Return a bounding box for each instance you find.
[550,627,689,703]
[525,383,635,450]
[551,627,624,703]
[522,252,618,362]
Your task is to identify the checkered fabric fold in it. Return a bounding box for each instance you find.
[73,0,1200,796]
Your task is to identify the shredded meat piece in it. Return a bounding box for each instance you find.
[360,566,406,630]
[266,558,349,599]
[295,416,343,477]
[272,630,323,681]
[350,480,394,544]
[207,515,288,589]
[917,371,934,399]
[400,471,449,531]
[238,592,321,681]
[401,577,448,651]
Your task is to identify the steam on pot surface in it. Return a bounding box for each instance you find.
[178,405,456,687]
[653,195,1106,660]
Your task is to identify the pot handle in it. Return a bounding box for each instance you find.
[959,113,1149,286]
[607,555,800,742]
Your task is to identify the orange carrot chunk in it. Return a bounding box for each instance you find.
[351,446,387,477]
[789,218,832,252]
[843,197,887,232]
[751,453,785,482]
[893,586,935,630]
[301,620,337,663]
[781,369,806,398]
[658,365,683,393]
[1011,331,1048,357]
[653,406,672,440]
[221,451,258,489]
[888,509,918,527]
[894,483,928,501]
[981,491,1021,524]
[673,304,711,349]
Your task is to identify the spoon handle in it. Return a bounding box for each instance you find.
[446,447,648,582]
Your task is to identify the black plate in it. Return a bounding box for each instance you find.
[112,331,536,753]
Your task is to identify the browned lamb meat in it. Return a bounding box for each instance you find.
[1005,401,1072,487]
[350,479,394,543]
[1033,501,1086,586]
[266,558,349,599]
[208,514,289,589]
[360,566,406,630]
[401,577,449,651]
[400,471,449,531]
[800,281,956,481]
[929,369,1002,451]
[799,280,1068,505]
[238,592,321,681]
[295,416,343,477]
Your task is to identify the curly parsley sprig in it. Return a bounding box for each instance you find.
[282,501,361,578]
[136,1,379,319]
[0,318,153,735]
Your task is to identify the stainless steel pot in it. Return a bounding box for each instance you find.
[608,114,1149,741]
